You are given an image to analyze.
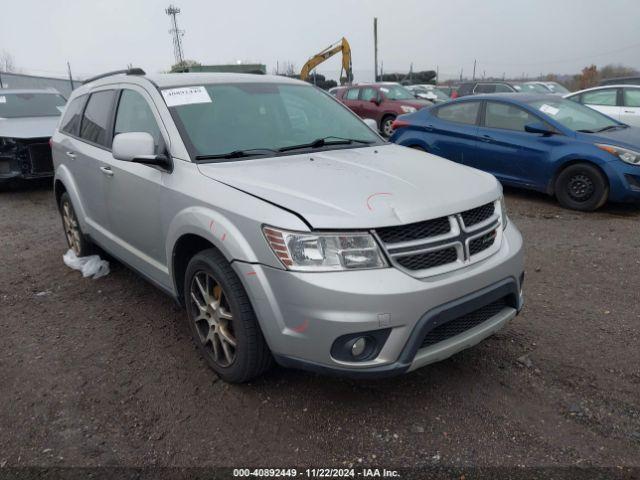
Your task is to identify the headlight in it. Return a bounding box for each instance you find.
[400,105,417,114]
[596,144,640,165]
[263,226,388,272]
[499,196,508,230]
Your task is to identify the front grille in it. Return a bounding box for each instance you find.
[396,247,457,271]
[461,203,495,228]
[469,230,497,256]
[376,216,450,244]
[27,142,53,174]
[420,298,508,349]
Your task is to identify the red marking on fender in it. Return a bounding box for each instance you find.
[221,233,227,241]
[292,319,309,333]
[246,271,257,276]
[366,192,392,211]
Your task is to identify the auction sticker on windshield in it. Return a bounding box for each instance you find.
[162,86,212,107]
[539,104,559,116]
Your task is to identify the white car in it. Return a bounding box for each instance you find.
[564,85,640,127]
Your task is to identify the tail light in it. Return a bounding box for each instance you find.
[391,119,410,130]
[450,90,459,99]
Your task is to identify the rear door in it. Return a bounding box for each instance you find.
[474,100,557,188]
[342,87,362,116]
[620,88,640,127]
[101,87,169,282]
[74,89,118,240]
[581,88,621,120]
[429,100,481,164]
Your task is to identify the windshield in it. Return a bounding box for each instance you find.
[0,92,66,118]
[548,82,570,94]
[514,83,551,93]
[164,83,382,159]
[527,98,620,132]
[411,86,448,101]
[380,85,415,100]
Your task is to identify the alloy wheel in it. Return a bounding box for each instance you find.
[382,119,395,137]
[189,271,237,367]
[61,199,82,255]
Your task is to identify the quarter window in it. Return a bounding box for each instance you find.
[435,101,480,125]
[60,96,86,136]
[582,89,617,106]
[484,102,541,132]
[114,90,163,153]
[80,90,117,148]
[623,89,640,108]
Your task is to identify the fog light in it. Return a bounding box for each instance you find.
[351,337,367,358]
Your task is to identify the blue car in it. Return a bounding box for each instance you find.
[390,93,640,211]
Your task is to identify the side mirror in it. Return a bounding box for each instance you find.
[370,97,380,105]
[524,122,556,136]
[363,118,378,131]
[112,132,171,169]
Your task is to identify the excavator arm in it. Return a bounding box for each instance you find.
[300,37,353,84]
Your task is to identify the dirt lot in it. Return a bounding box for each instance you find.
[0,181,639,472]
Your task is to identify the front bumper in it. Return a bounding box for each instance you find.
[234,221,524,378]
[603,161,640,203]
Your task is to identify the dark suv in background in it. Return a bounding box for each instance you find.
[335,83,431,136]
[455,81,518,97]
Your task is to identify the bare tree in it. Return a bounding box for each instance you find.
[0,51,16,72]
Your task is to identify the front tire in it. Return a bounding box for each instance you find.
[59,192,92,256]
[184,249,272,383]
[555,163,608,211]
[380,115,396,138]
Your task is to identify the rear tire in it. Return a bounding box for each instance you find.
[184,249,272,383]
[555,163,608,211]
[58,192,93,256]
[380,115,396,138]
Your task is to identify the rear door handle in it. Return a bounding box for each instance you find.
[99,166,114,177]
[66,151,76,159]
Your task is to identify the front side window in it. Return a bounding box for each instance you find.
[360,88,378,102]
[114,90,163,153]
[80,90,117,147]
[484,102,542,132]
[0,92,66,118]
[528,98,619,132]
[582,89,617,106]
[60,96,86,135]
[474,84,496,94]
[623,89,640,108]
[345,88,360,100]
[380,85,415,100]
[435,101,480,125]
[164,83,381,159]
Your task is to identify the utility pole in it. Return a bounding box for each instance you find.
[66,62,75,91]
[460,68,463,81]
[166,5,185,68]
[436,65,439,84]
[373,18,378,82]
[472,59,477,80]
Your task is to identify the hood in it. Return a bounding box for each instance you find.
[396,99,432,109]
[575,126,640,150]
[198,144,501,229]
[0,116,60,139]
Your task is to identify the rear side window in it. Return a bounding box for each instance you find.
[623,89,640,107]
[80,90,117,148]
[60,96,86,135]
[582,89,617,106]
[474,84,496,94]
[435,101,480,125]
[484,102,541,132]
[114,90,163,154]
[345,88,359,100]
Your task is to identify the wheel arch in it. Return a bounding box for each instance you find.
[548,158,610,196]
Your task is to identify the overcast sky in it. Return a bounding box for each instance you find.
[2,0,639,82]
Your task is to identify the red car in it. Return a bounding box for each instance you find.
[334,83,432,137]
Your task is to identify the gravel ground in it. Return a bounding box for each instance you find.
[0,181,639,472]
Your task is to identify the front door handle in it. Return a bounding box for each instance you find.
[99,166,114,177]
[624,110,635,114]
[480,135,493,143]
[66,151,76,159]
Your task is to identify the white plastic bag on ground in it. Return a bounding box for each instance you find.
[63,249,110,279]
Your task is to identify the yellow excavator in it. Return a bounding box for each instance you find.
[300,37,353,85]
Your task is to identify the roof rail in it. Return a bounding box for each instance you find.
[83,67,146,85]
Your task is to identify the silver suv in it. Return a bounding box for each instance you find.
[52,69,524,383]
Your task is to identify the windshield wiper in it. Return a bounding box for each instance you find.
[596,125,628,132]
[195,148,279,160]
[278,136,374,153]
[576,129,595,133]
